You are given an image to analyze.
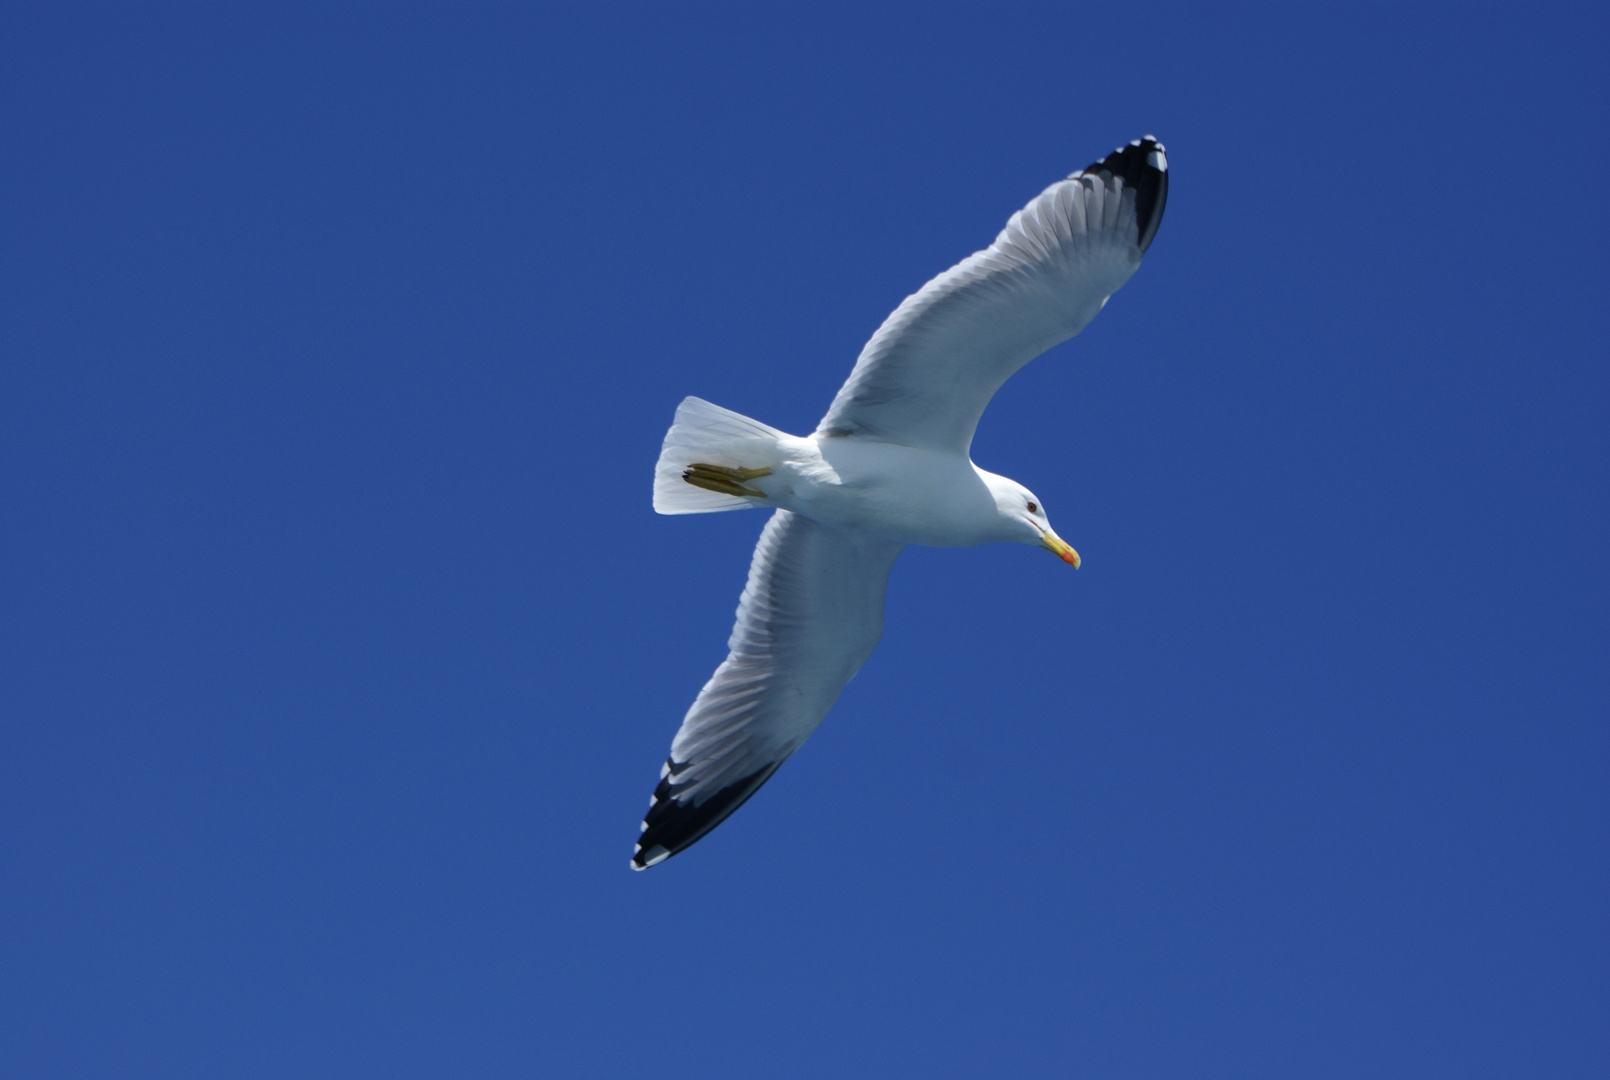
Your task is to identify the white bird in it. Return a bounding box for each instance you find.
[632,136,1169,869]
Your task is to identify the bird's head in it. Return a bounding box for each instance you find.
[981,471,1080,568]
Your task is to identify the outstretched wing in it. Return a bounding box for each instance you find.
[632,509,904,869]
[815,136,1168,454]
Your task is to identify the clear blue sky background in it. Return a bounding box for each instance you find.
[2,5,1605,1077]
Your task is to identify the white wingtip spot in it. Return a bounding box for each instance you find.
[1147,149,1167,172]
[633,845,670,869]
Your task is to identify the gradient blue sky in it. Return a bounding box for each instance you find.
[2,5,1605,1077]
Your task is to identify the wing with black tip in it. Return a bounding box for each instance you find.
[815,136,1169,454]
[632,510,905,869]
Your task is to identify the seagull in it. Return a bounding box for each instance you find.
[632,136,1169,869]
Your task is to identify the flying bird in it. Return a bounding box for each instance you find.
[633,136,1169,869]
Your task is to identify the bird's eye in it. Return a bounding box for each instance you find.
[1026,501,1038,513]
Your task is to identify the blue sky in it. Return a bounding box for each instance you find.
[2,5,1605,1077]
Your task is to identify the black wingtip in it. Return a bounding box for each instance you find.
[630,759,783,869]
[1076,135,1169,254]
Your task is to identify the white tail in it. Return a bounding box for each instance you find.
[653,397,790,515]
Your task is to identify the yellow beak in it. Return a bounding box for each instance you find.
[1039,531,1081,568]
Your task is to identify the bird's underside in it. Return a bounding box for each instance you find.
[632,136,1169,870]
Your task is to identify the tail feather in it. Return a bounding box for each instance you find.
[653,397,789,515]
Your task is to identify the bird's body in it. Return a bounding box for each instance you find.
[706,434,1005,548]
[633,136,1169,869]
